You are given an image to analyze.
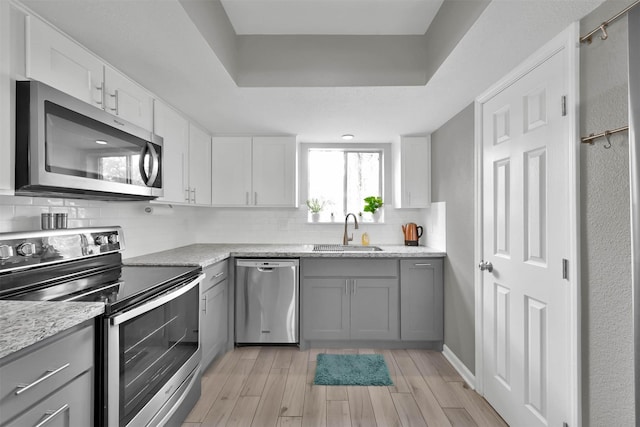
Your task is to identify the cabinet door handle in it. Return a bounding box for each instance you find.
[202,296,207,314]
[15,363,70,395]
[109,90,119,115]
[353,279,357,295]
[33,404,69,427]
[213,272,225,279]
[414,263,432,267]
[181,154,186,199]
[191,188,196,203]
[246,192,249,205]
[185,188,190,202]
[345,280,349,295]
[96,84,104,106]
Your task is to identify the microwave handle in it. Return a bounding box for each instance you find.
[111,273,204,326]
[138,142,160,187]
[138,142,150,184]
[146,143,160,187]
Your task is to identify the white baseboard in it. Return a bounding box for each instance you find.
[442,344,476,389]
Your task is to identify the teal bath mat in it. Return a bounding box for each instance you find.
[314,354,393,386]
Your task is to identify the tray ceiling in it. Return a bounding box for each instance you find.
[219,0,444,35]
[18,0,604,142]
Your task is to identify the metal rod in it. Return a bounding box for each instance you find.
[580,0,640,44]
[581,126,629,144]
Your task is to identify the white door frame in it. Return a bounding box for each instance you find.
[473,22,581,427]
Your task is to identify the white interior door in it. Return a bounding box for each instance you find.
[477,27,577,427]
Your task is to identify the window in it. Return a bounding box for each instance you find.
[306,146,384,222]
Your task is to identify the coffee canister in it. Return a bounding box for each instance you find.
[54,213,68,229]
[41,213,55,230]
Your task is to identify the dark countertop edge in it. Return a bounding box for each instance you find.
[0,301,105,360]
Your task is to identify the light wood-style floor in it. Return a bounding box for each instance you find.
[182,347,508,427]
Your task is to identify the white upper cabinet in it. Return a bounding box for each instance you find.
[26,16,103,107]
[0,1,12,193]
[153,100,189,204]
[211,136,297,207]
[103,66,154,131]
[252,136,297,207]
[393,135,431,208]
[154,102,212,206]
[211,136,252,206]
[188,123,212,206]
[26,15,154,131]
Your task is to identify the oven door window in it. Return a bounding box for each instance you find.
[118,284,199,427]
[44,101,161,188]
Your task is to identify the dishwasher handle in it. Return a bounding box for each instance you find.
[236,259,298,269]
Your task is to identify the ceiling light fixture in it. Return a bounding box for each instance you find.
[95,140,108,145]
[341,134,354,141]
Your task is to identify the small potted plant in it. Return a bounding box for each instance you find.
[363,196,383,222]
[306,198,326,222]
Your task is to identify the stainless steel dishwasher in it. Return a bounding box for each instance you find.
[235,259,299,344]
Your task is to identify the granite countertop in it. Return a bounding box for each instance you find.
[0,244,443,359]
[124,243,446,268]
[0,301,104,360]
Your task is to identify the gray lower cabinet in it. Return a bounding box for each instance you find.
[302,259,399,341]
[303,278,350,340]
[0,322,94,427]
[4,370,92,427]
[350,278,399,340]
[400,258,444,341]
[201,260,228,371]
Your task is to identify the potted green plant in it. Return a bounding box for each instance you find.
[363,196,383,222]
[306,198,326,222]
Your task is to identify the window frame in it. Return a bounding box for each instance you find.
[299,142,392,222]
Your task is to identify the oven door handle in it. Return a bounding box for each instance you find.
[111,273,204,326]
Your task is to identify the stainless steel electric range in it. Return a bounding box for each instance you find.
[0,227,204,427]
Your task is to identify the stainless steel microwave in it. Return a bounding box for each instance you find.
[15,80,163,200]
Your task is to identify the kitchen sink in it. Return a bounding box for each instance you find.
[313,244,383,252]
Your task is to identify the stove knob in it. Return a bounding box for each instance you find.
[16,242,36,257]
[108,234,119,245]
[95,235,108,246]
[0,245,14,260]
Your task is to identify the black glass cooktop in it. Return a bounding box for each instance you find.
[2,261,201,315]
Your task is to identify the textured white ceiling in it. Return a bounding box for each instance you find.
[18,0,604,143]
[219,0,444,35]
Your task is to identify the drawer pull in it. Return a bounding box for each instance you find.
[33,404,69,427]
[414,263,432,267]
[213,272,225,279]
[15,363,70,395]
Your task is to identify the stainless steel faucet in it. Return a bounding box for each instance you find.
[342,213,359,245]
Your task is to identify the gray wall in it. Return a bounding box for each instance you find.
[431,2,636,423]
[431,103,476,373]
[580,1,634,425]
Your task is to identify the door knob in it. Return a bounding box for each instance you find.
[478,261,493,272]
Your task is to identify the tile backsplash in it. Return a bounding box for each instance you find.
[0,195,197,258]
[192,205,430,246]
[0,195,441,258]
[424,201,446,251]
